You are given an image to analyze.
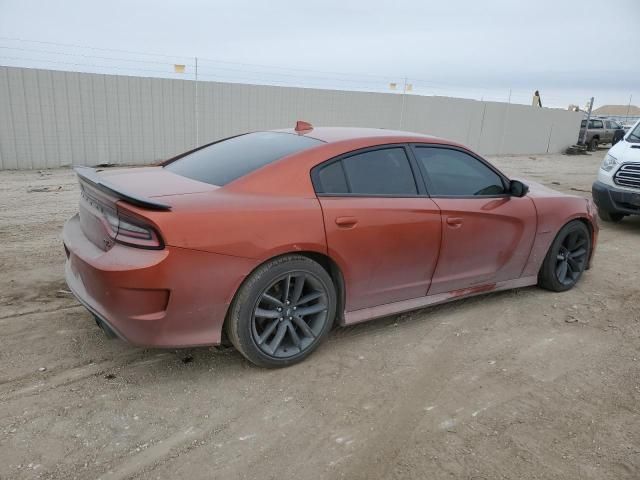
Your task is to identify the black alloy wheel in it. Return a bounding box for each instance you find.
[554,230,589,287]
[538,221,591,292]
[226,255,336,368]
[251,272,329,358]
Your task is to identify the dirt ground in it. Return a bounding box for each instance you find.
[1,148,639,480]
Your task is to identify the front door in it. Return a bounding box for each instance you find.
[312,146,442,311]
[411,145,536,295]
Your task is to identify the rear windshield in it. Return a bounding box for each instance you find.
[164,132,323,185]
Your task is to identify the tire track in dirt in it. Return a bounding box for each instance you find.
[132,311,462,480]
[335,329,470,480]
[332,301,570,479]
[0,303,82,321]
[0,352,172,403]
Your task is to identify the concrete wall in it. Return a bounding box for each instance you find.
[0,66,583,169]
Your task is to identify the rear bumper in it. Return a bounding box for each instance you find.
[592,181,640,215]
[63,214,256,347]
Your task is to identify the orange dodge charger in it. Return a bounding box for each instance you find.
[63,123,598,367]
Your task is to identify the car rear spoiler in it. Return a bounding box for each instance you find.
[73,166,172,211]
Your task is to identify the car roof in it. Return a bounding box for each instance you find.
[272,126,441,144]
[224,126,470,196]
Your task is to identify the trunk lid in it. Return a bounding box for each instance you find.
[75,166,216,250]
[95,166,219,198]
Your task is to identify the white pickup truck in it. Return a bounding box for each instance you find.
[592,120,640,222]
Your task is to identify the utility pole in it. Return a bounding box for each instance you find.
[499,89,513,155]
[399,77,408,129]
[580,97,594,145]
[626,94,633,124]
[195,56,199,147]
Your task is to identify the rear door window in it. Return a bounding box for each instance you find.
[165,132,323,186]
[313,147,418,196]
[342,148,417,195]
[316,161,349,194]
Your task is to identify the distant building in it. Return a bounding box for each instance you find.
[592,104,640,125]
[593,104,640,116]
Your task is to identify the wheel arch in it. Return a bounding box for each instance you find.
[523,201,597,278]
[221,250,347,343]
[573,216,596,269]
[297,251,346,325]
[535,216,594,277]
[537,217,593,291]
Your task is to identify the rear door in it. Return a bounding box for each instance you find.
[312,146,442,312]
[412,145,536,295]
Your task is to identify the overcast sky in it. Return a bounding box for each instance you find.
[1,0,639,108]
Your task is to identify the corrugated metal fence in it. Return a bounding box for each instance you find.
[0,66,583,169]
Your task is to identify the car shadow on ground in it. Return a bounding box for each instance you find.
[73,287,536,384]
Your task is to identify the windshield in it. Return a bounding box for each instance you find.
[627,123,640,143]
[164,132,324,186]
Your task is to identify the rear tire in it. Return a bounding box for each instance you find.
[589,138,598,151]
[538,221,591,292]
[598,209,624,223]
[226,255,336,368]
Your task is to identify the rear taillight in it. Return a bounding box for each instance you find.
[113,211,164,250]
[80,185,165,250]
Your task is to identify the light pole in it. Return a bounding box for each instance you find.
[195,56,199,147]
[580,97,594,145]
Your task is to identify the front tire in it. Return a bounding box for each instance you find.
[226,255,336,368]
[538,221,591,292]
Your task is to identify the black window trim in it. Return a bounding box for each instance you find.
[160,133,248,167]
[409,143,512,199]
[161,131,327,168]
[311,144,427,198]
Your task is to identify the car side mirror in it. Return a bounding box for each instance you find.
[509,180,529,197]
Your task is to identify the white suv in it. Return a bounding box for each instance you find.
[592,120,640,222]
